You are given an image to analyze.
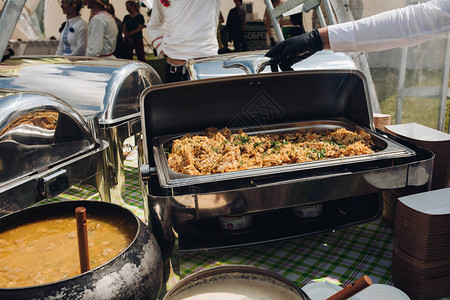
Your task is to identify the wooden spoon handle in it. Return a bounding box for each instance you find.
[76,207,90,273]
[326,275,372,300]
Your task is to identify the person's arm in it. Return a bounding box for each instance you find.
[147,2,165,56]
[263,9,272,37]
[127,24,145,36]
[122,16,132,43]
[70,20,88,56]
[55,38,64,55]
[266,0,449,69]
[319,27,330,49]
[125,15,145,37]
[86,16,106,57]
[328,0,450,52]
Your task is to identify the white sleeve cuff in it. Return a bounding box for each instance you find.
[328,22,357,52]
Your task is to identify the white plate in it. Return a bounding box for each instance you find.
[302,282,410,300]
[302,282,361,300]
[356,284,410,300]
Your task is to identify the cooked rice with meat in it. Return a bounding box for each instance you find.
[167,127,376,175]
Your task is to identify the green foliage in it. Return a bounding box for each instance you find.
[372,68,449,132]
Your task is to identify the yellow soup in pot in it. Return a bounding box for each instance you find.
[0,213,136,288]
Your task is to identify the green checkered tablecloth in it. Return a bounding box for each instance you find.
[46,153,449,299]
[173,220,394,287]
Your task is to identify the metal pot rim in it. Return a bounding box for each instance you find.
[163,264,308,300]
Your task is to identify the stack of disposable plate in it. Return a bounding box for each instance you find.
[382,186,429,228]
[385,123,450,190]
[382,190,397,227]
[373,113,391,131]
[391,188,450,300]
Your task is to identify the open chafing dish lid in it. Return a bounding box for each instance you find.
[0,89,97,188]
[186,50,357,80]
[0,56,162,126]
[141,69,377,181]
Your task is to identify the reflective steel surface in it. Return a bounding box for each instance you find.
[0,90,108,216]
[0,56,162,206]
[0,90,94,183]
[0,56,161,125]
[186,50,357,80]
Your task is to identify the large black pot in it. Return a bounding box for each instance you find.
[0,200,163,300]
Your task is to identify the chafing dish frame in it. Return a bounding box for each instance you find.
[0,56,162,209]
[0,89,109,216]
[140,69,434,253]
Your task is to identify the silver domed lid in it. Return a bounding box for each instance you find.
[0,57,162,126]
[0,89,95,185]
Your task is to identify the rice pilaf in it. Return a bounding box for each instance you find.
[167,127,376,175]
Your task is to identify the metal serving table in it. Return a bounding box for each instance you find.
[0,56,162,207]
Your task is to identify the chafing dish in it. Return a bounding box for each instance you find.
[0,89,108,216]
[0,56,162,206]
[140,58,433,254]
[185,50,357,80]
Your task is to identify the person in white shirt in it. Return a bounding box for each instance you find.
[266,0,450,70]
[147,0,221,82]
[56,0,88,56]
[84,0,118,57]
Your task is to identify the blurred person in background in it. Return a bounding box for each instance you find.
[266,0,450,71]
[56,0,88,56]
[226,0,247,52]
[1,48,15,62]
[218,11,231,54]
[263,0,300,47]
[106,4,127,59]
[147,0,221,83]
[84,0,118,57]
[123,1,147,63]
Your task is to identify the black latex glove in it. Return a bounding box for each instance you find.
[265,29,323,71]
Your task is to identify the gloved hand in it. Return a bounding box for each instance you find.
[265,29,323,71]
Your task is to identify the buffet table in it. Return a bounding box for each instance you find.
[49,151,449,300]
[50,152,393,286]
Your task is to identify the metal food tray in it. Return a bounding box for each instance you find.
[152,120,416,188]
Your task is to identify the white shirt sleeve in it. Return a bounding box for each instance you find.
[86,16,106,57]
[56,34,65,55]
[147,0,165,56]
[328,0,450,52]
[70,20,88,56]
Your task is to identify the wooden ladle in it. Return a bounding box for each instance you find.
[75,207,90,273]
[326,275,372,300]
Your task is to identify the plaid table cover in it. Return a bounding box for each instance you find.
[46,151,449,299]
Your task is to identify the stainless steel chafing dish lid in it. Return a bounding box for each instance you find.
[0,89,95,186]
[0,56,162,125]
[186,50,357,80]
